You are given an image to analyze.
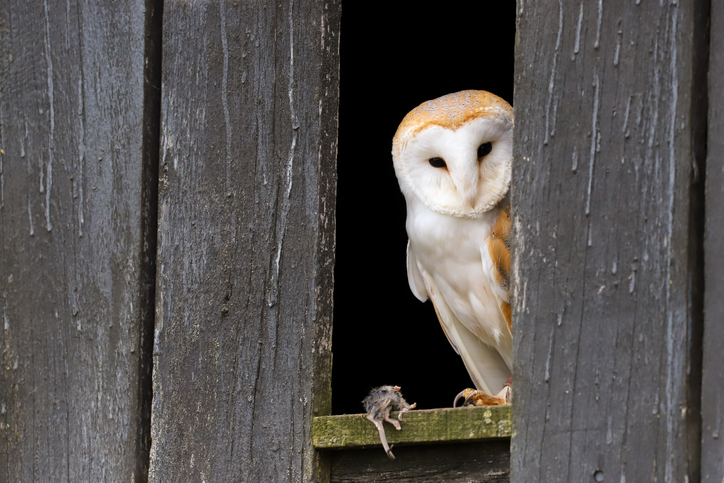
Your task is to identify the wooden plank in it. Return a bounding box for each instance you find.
[328,440,510,483]
[148,1,340,482]
[313,406,512,449]
[511,2,705,482]
[702,0,724,480]
[0,0,158,480]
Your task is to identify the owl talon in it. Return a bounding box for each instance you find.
[454,388,508,407]
[454,388,479,407]
[464,391,480,407]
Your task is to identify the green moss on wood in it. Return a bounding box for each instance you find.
[312,405,511,449]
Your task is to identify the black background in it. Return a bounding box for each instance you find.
[332,4,517,414]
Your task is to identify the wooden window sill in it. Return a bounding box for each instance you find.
[312,405,511,450]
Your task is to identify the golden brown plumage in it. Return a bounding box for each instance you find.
[488,205,512,331]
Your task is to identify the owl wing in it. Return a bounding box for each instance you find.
[407,240,511,395]
[406,241,429,303]
[482,205,512,332]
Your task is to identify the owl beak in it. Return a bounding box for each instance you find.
[465,193,477,210]
[452,169,479,210]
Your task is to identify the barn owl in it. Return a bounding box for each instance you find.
[392,90,513,406]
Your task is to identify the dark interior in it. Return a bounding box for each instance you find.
[333,4,517,414]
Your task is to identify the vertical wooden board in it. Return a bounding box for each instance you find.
[149,1,340,482]
[702,1,724,480]
[0,0,156,481]
[511,2,703,482]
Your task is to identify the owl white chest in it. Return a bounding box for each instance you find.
[405,199,510,349]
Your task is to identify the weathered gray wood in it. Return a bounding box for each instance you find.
[328,440,510,483]
[0,0,158,480]
[702,1,724,480]
[511,2,706,482]
[149,1,340,481]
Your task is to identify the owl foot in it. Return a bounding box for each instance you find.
[454,376,512,407]
[363,385,417,460]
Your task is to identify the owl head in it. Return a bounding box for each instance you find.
[392,90,513,218]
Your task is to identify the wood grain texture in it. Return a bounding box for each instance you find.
[313,406,512,449]
[328,440,510,483]
[702,1,724,481]
[511,2,705,482]
[0,0,157,481]
[149,1,340,481]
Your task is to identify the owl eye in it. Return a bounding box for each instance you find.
[477,142,493,158]
[429,157,447,168]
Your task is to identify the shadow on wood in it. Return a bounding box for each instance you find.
[327,440,510,483]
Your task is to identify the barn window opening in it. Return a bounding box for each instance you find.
[331,3,517,416]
